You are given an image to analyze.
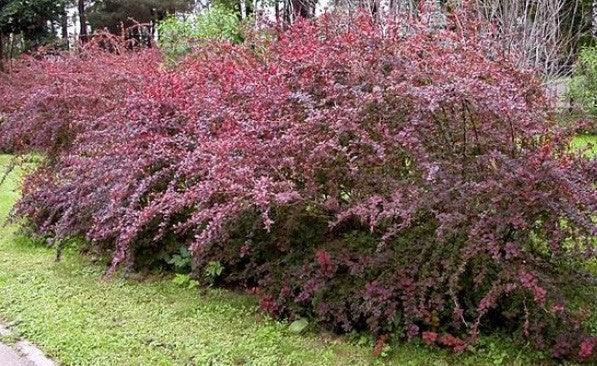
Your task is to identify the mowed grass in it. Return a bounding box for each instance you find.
[0,138,593,366]
[570,134,597,157]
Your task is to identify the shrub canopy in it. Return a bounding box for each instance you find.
[0,11,595,361]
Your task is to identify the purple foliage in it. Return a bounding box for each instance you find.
[0,11,595,361]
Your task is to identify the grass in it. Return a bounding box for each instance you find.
[0,140,593,365]
[570,134,597,157]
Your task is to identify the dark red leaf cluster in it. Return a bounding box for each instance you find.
[0,38,160,157]
[0,11,595,361]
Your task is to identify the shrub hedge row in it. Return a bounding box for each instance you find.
[0,11,595,361]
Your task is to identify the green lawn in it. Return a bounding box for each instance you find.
[570,134,597,157]
[2,139,594,366]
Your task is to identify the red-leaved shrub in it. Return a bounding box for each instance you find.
[0,10,595,361]
[0,37,160,157]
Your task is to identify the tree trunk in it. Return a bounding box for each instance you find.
[0,35,4,73]
[234,0,243,21]
[78,0,88,42]
[593,0,597,38]
[291,0,315,19]
[275,0,280,24]
[61,8,69,40]
[284,0,292,24]
[245,0,254,17]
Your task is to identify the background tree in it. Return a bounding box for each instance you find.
[291,0,316,19]
[78,0,88,42]
[214,0,254,20]
[591,0,597,38]
[60,6,69,41]
[0,0,68,71]
[87,0,194,43]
